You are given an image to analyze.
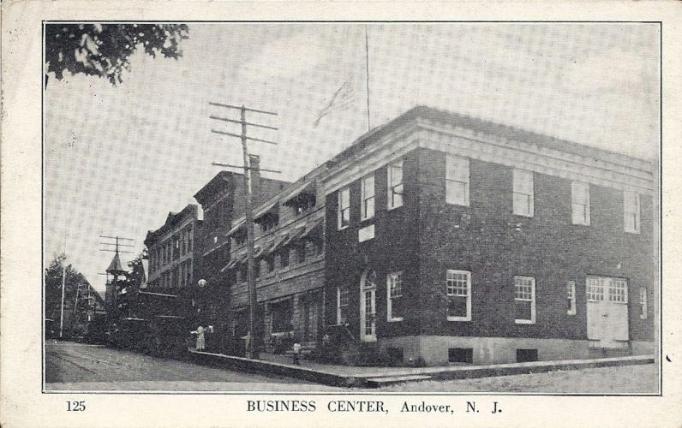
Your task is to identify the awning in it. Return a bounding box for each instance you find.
[266,233,289,256]
[226,222,246,238]
[220,252,247,273]
[283,181,316,207]
[300,218,323,241]
[280,226,305,248]
[254,201,279,225]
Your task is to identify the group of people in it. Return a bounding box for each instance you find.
[191,325,308,366]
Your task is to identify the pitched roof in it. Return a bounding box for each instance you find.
[106,252,126,275]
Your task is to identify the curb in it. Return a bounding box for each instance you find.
[189,351,654,388]
[189,351,364,387]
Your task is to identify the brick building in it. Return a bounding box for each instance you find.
[192,157,289,349]
[222,165,327,352]
[145,204,202,292]
[323,106,655,365]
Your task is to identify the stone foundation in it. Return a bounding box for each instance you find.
[378,335,656,366]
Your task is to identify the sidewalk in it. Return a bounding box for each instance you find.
[189,349,655,388]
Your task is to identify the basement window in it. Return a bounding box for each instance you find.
[448,348,473,364]
[516,349,538,363]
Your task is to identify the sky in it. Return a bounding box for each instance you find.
[44,23,660,292]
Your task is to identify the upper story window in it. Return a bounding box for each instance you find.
[514,276,536,324]
[387,160,404,209]
[571,182,590,226]
[445,155,470,206]
[624,191,640,234]
[446,270,472,321]
[513,169,534,217]
[338,187,351,230]
[279,248,289,268]
[387,271,404,322]
[296,243,306,264]
[361,174,375,220]
[295,198,315,215]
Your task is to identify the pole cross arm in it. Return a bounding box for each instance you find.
[211,162,282,174]
[209,115,278,131]
[210,130,278,145]
[208,102,278,116]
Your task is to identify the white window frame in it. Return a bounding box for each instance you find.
[361,174,375,220]
[336,286,349,325]
[337,187,351,230]
[567,280,577,315]
[514,276,536,324]
[571,182,590,226]
[624,191,640,234]
[446,270,472,321]
[387,271,404,322]
[639,287,648,320]
[387,160,404,210]
[513,169,534,217]
[445,155,470,206]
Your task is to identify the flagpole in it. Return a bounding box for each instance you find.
[365,25,371,132]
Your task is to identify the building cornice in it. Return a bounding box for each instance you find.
[322,116,654,196]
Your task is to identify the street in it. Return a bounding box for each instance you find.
[45,341,658,393]
[45,341,339,391]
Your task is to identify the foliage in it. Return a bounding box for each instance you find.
[44,253,92,319]
[124,251,147,289]
[45,23,189,85]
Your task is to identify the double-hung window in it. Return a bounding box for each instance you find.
[567,280,577,315]
[445,155,470,206]
[336,286,349,324]
[514,276,536,324]
[338,187,351,229]
[361,174,375,220]
[387,271,404,322]
[571,182,590,225]
[639,287,648,319]
[387,160,404,209]
[513,169,534,217]
[624,191,640,233]
[446,270,471,321]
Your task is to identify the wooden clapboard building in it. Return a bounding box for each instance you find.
[221,165,327,353]
[322,106,655,365]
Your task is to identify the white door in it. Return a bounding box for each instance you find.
[586,276,629,348]
[360,269,377,342]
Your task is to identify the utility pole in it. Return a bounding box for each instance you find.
[59,251,67,338]
[209,102,279,360]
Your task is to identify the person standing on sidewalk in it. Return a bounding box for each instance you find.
[191,325,205,351]
[292,342,301,365]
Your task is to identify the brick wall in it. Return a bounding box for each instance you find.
[325,146,654,343]
[416,147,654,341]
[325,149,421,339]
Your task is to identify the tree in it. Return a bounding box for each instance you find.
[45,23,189,85]
[44,253,94,335]
[124,251,147,290]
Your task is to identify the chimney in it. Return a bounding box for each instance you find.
[248,154,261,202]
